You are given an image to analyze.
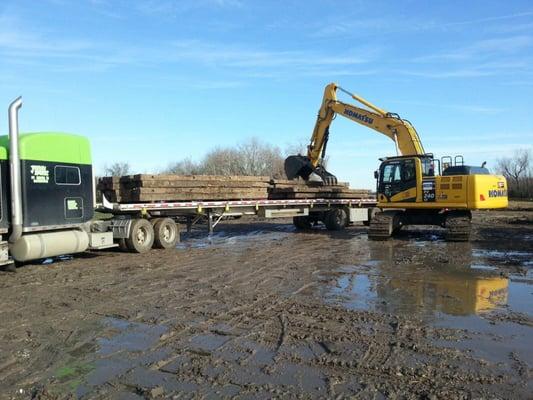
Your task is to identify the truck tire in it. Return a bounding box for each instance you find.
[293,216,312,230]
[118,238,128,251]
[126,219,154,253]
[153,218,179,249]
[324,209,348,231]
[3,262,16,272]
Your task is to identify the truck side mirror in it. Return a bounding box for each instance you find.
[374,170,379,180]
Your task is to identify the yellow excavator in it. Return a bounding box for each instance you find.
[285,83,508,241]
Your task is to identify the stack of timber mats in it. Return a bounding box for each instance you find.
[268,179,371,199]
[98,174,371,202]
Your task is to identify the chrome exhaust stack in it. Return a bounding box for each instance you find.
[8,97,23,244]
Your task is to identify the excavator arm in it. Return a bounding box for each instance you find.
[285,83,425,184]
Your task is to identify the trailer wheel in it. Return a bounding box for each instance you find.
[153,218,179,249]
[126,219,154,253]
[293,216,312,230]
[325,209,348,231]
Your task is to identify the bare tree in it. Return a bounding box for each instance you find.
[285,141,308,157]
[104,162,131,177]
[164,137,287,177]
[202,147,244,175]
[497,149,532,199]
[238,138,285,177]
[165,158,203,175]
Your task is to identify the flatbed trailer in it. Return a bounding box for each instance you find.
[1,97,377,266]
[96,196,378,252]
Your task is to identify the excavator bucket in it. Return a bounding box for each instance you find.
[284,155,315,180]
[284,155,338,185]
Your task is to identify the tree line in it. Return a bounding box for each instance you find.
[104,140,533,200]
[104,138,290,178]
[497,149,533,200]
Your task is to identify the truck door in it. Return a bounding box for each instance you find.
[378,158,417,202]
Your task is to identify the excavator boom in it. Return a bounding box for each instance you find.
[285,83,425,183]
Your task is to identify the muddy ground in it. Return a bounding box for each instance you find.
[0,206,532,399]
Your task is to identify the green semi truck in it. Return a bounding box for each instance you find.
[1,98,116,267]
[1,98,376,268]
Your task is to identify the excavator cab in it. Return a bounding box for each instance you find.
[376,155,434,203]
[378,158,417,201]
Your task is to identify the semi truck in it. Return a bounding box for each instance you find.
[1,98,376,268]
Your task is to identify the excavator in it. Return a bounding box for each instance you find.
[285,83,508,241]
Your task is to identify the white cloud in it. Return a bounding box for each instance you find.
[0,16,378,77]
[135,0,242,16]
[395,58,530,79]
[388,100,506,115]
[0,16,92,55]
[415,36,533,62]
[312,11,533,38]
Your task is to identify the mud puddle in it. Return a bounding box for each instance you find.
[54,318,169,397]
[317,242,533,368]
[473,249,533,268]
[177,224,294,250]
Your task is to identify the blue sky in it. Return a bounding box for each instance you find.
[0,0,532,188]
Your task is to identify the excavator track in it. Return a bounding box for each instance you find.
[445,212,471,242]
[368,211,401,240]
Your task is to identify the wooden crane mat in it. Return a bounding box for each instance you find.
[98,175,371,202]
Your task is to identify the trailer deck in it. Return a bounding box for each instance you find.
[101,196,377,234]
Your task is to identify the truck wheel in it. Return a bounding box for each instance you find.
[126,219,154,253]
[3,262,16,272]
[117,238,128,251]
[325,209,348,231]
[293,216,312,230]
[153,218,179,249]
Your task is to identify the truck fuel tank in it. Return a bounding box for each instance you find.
[10,229,89,262]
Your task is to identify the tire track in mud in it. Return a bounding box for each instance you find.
[0,231,326,393]
[1,216,532,398]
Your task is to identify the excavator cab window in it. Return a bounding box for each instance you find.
[421,157,435,177]
[379,158,417,200]
[401,159,416,182]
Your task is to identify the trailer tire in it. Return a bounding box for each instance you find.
[325,209,348,231]
[126,219,154,253]
[153,218,179,249]
[293,216,312,230]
